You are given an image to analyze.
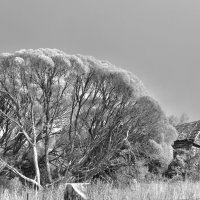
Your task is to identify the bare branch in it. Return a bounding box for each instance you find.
[0,110,33,145]
[0,90,20,115]
[0,158,41,188]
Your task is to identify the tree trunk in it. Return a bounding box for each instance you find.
[33,144,41,186]
[45,136,52,183]
[31,103,41,187]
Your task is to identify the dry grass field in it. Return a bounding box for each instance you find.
[0,180,200,200]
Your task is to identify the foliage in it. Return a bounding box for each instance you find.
[0,48,178,186]
[164,148,200,181]
[168,113,189,126]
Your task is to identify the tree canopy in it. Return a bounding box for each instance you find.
[0,48,178,186]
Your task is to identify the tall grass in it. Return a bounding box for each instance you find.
[1,181,200,200]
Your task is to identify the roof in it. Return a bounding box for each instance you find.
[175,120,200,140]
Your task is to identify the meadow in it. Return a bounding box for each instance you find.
[0,180,200,200]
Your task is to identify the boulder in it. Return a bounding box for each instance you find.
[64,183,90,200]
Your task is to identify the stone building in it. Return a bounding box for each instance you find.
[173,120,200,151]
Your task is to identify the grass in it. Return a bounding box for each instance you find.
[1,180,200,200]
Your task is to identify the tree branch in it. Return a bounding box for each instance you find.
[0,110,33,145]
[0,158,41,188]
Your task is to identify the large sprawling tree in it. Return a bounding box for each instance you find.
[0,49,177,186]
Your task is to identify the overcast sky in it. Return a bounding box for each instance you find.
[0,0,200,121]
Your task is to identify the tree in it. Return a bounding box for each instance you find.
[168,113,189,126]
[0,49,178,186]
[48,56,148,181]
[0,49,75,186]
[179,113,189,124]
[50,56,178,181]
[129,96,178,164]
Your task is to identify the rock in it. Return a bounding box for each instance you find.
[64,183,90,200]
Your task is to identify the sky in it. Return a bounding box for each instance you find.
[0,0,200,121]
